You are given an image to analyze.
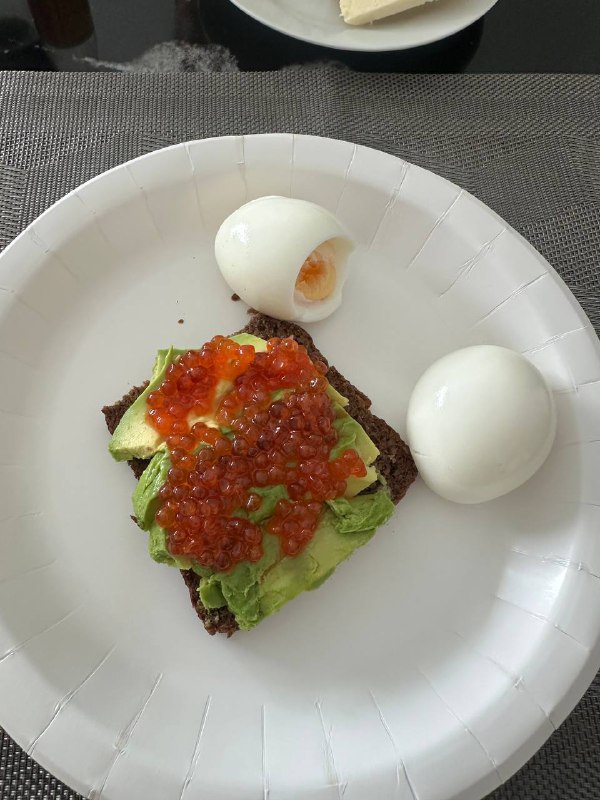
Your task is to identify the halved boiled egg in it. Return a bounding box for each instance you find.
[214,196,354,322]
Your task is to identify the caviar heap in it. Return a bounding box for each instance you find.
[146,337,367,573]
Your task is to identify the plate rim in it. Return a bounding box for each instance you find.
[226,0,500,52]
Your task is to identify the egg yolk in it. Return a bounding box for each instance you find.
[295,240,337,301]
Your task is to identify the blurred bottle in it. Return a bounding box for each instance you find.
[175,0,210,44]
[0,0,54,69]
[27,0,97,69]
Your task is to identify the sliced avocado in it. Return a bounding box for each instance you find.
[200,489,395,630]
[257,491,394,623]
[197,483,287,615]
[331,404,379,497]
[133,452,194,569]
[245,484,289,523]
[132,450,171,530]
[230,333,268,351]
[332,404,379,464]
[199,579,227,609]
[109,347,182,461]
[148,518,214,579]
[199,533,280,621]
[326,493,395,534]
[109,335,268,463]
[147,519,192,570]
[327,383,348,408]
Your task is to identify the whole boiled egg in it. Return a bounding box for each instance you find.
[407,346,557,504]
[214,196,354,322]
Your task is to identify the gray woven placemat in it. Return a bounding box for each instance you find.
[0,71,599,800]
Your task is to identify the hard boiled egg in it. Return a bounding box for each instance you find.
[407,346,557,504]
[214,196,354,322]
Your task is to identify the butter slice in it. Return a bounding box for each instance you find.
[340,0,437,25]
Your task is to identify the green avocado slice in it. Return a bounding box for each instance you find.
[132,449,171,529]
[200,489,395,630]
[109,348,177,461]
[258,491,395,620]
[331,403,379,496]
[108,334,268,462]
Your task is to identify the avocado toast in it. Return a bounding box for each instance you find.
[103,313,417,636]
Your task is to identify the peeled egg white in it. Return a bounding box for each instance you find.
[407,346,557,504]
[214,196,354,322]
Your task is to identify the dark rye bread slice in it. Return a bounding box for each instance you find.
[102,313,417,637]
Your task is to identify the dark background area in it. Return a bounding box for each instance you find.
[1,0,599,73]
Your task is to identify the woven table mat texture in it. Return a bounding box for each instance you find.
[0,71,599,800]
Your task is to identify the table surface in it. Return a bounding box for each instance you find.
[1,0,599,73]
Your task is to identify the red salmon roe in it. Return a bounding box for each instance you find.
[146,336,255,444]
[151,337,367,572]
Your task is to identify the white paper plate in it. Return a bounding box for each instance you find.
[0,134,599,800]
[228,0,499,51]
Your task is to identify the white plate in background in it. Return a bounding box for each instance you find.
[228,0,499,51]
[0,134,599,800]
